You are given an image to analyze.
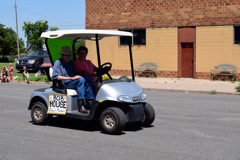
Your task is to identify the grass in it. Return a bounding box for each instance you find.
[235,83,240,92]
[1,62,110,83]
[0,62,49,83]
[208,90,217,94]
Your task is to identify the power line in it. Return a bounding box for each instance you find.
[0,5,13,7]
[49,24,85,27]
[18,6,84,26]
[0,5,85,28]
[0,6,14,19]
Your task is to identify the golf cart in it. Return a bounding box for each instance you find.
[28,29,155,134]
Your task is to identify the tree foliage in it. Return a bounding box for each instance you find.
[50,27,59,31]
[22,20,49,50]
[0,23,24,61]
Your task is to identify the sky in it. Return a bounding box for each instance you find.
[0,0,85,46]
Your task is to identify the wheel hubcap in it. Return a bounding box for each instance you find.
[34,108,42,120]
[103,115,115,129]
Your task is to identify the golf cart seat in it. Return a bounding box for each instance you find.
[49,67,77,96]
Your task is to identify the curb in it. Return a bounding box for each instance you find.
[7,80,238,95]
[143,88,236,95]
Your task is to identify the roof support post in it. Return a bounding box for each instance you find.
[128,37,135,81]
[95,34,102,83]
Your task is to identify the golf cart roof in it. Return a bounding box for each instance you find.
[41,29,133,40]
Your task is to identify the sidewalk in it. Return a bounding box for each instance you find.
[134,77,238,95]
[10,76,239,95]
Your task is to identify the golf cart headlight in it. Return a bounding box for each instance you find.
[140,93,147,101]
[117,95,132,102]
[28,59,35,64]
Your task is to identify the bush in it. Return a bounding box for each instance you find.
[0,55,16,62]
[235,83,240,92]
[0,57,9,62]
[7,55,16,62]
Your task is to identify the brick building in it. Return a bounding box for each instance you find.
[85,0,240,79]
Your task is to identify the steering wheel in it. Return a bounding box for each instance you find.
[100,62,112,73]
[97,62,112,79]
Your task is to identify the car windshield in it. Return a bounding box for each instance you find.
[28,50,46,57]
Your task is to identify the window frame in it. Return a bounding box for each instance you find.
[234,24,240,44]
[119,29,146,46]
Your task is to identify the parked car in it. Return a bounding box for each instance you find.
[16,50,50,72]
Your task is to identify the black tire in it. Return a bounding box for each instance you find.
[141,103,155,127]
[34,62,42,72]
[100,107,126,134]
[31,102,50,125]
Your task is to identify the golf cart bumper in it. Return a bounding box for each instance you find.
[126,103,145,122]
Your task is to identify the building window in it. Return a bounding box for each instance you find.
[234,25,240,44]
[119,29,146,45]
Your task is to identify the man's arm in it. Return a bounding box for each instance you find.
[52,60,81,81]
[57,75,81,80]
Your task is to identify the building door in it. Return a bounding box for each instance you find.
[181,43,193,78]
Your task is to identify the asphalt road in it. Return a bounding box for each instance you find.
[0,83,240,160]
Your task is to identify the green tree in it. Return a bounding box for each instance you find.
[75,40,85,48]
[22,20,49,50]
[50,27,59,31]
[0,24,24,61]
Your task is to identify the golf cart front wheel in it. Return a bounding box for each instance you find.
[31,102,50,125]
[100,107,126,134]
[141,103,155,127]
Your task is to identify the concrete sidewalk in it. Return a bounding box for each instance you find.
[11,76,239,95]
[134,77,239,95]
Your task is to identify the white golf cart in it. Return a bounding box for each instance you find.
[28,29,155,134]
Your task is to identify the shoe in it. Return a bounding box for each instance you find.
[86,100,94,110]
[79,106,88,114]
[77,100,88,114]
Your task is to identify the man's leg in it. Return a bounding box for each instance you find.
[83,77,94,110]
[64,78,85,99]
[83,77,94,100]
[64,78,88,113]
[83,76,95,95]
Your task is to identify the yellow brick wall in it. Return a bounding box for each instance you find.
[196,26,240,72]
[85,26,240,78]
[86,28,178,72]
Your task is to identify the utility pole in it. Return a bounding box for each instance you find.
[15,0,20,59]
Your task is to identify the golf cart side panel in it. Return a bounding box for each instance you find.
[29,88,78,112]
[96,81,144,101]
[42,88,79,112]
[28,88,54,110]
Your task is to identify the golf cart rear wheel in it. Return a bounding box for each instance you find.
[31,102,49,125]
[100,107,126,134]
[141,103,155,127]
